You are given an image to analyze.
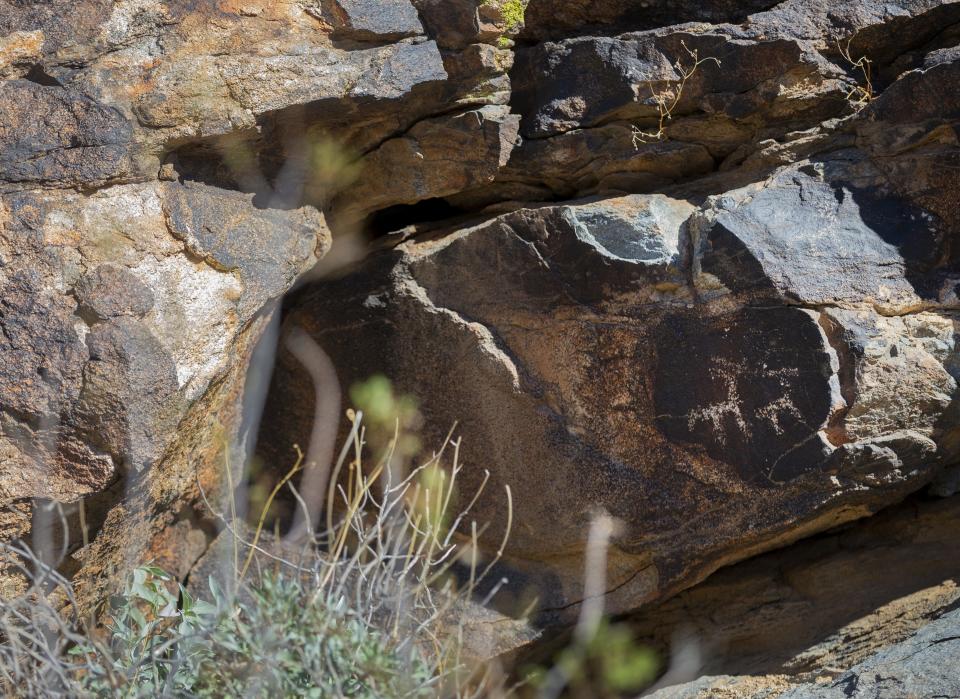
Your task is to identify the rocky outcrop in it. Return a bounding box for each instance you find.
[3,2,960,692]
[263,158,960,619]
[626,494,960,693]
[258,0,960,625]
[0,177,328,601]
[651,608,960,698]
[779,611,960,699]
[0,0,518,605]
[332,104,521,223]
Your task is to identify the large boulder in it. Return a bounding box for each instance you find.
[0,179,329,603]
[263,141,960,619]
[0,0,517,607]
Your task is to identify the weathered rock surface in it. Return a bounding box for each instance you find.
[2,1,960,689]
[622,494,960,694]
[0,0,518,604]
[309,0,425,43]
[260,0,960,620]
[0,177,329,601]
[263,156,960,620]
[779,609,960,698]
[0,80,132,186]
[651,605,960,698]
[332,104,521,223]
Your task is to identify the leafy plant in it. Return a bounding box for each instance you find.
[350,374,422,464]
[519,514,659,699]
[499,0,528,33]
[70,565,437,698]
[523,620,658,698]
[0,402,513,698]
[483,0,528,47]
[69,566,212,696]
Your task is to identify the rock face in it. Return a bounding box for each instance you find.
[3,0,960,691]
[779,610,960,699]
[258,0,960,625]
[782,611,960,699]
[650,598,960,698]
[630,495,960,693]
[0,0,518,605]
[264,161,959,618]
[0,176,329,601]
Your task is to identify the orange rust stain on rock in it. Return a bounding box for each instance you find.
[0,30,44,73]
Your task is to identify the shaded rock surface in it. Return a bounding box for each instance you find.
[626,494,960,696]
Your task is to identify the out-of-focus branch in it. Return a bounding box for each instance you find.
[282,326,341,543]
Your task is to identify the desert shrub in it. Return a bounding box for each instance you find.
[0,378,657,699]
[0,405,511,698]
[69,566,436,698]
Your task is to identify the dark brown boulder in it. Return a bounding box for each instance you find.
[261,153,960,618]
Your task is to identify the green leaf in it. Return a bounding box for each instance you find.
[140,565,172,580]
[128,606,147,631]
[192,600,219,617]
[181,588,194,614]
[208,575,225,607]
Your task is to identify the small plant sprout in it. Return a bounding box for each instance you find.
[837,38,874,110]
[632,40,721,147]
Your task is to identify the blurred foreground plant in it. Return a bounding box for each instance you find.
[0,402,513,698]
[521,515,658,699]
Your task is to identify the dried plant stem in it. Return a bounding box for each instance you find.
[838,38,874,109]
[239,447,304,583]
[632,40,721,145]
